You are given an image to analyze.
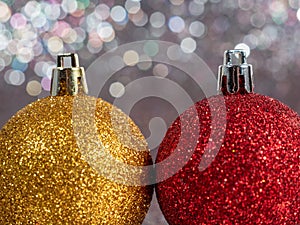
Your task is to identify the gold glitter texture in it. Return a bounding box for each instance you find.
[0,95,153,224]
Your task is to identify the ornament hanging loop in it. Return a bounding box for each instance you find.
[218,49,253,95]
[51,53,88,96]
[57,53,80,68]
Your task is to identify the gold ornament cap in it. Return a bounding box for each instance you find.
[50,53,88,96]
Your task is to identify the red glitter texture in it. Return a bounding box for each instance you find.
[155,93,300,225]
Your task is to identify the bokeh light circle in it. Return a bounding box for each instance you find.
[188,1,205,16]
[41,77,51,91]
[137,54,152,70]
[109,81,126,98]
[26,80,42,96]
[189,21,206,37]
[150,12,165,28]
[61,0,78,13]
[168,16,185,33]
[47,36,64,53]
[4,69,25,86]
[0,30,11,50]
[10,13,27,29]
[143,41,159,57]
[97,22,115,42]
[125,0,141,14]
[123,50,139,66]
[110,5,127,23]
[0,2,11,22]
[180,37,197,53]
[153,63,169,77]
[234,43,251,57]
[0,58,5,72]
[24,1,41,18]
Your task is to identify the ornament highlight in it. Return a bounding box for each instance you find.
[155,50,300,224]
[0,53,153,224]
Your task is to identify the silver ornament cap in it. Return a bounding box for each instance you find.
[218,49,253,95]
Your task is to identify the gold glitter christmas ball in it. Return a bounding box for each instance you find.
[0,54,153,224]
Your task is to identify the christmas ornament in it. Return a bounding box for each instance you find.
[155,50,300,224]
[0,53,153,224]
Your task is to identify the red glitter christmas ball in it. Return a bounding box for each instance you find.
[156,93,300,224]
[155,50,300,225]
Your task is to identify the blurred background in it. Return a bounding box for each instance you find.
[1,0,300,224]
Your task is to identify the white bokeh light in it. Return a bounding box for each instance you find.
[24,1,41,18]
[109,82,125,98]
[26,80,42,96]
[47,36,64,53]
[5,70,25,86]
[180,37,197,53]
[125,0,141,14]
[110,5,127,23]
[150,12,165,28]
[123,50,139,66]
[61,0,78,13]
[168,16,185,33]
[297,8,300,21]
[0,2,11,22]
[189,21,206,37]
[234,43,251,57]
[188,1,205,16]
[97,22,115,42]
